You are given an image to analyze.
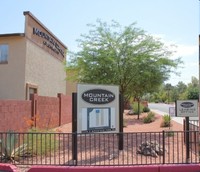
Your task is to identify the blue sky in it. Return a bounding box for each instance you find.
[0,0,199,86]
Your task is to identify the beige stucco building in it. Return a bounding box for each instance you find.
[0,11,67,100]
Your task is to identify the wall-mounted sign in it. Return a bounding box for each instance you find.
[33,27,65,57]
[176,100,198,117]
[77,84,119,133]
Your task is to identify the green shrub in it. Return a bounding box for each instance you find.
[131,102,144,115]
[0,131,30,163]
[0,131,18,162]
[143,111,155,123]
[143,106,150,112]
[160,114,171,127]
[25,128,59,156]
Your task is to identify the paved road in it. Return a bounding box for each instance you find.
[148,103,184,125]
[148,103,175,114]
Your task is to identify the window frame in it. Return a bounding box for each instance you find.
[26,83,38,100]
[0,44,9,64]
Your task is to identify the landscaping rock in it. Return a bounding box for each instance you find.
[137,141,165,157]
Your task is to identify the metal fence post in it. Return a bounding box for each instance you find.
[185,117,190,163]
[162,130,165,164]
[72,93,77,165]
[118,94,124,150]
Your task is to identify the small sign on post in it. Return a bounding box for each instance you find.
[175,99,199,163]
[175,100,198,117]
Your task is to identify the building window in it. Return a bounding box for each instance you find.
[0,44,8,63]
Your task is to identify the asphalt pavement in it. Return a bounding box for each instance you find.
[149,102,199,126]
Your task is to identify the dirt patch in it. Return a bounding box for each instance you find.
[53,110,184,133]
[123,111,183,132]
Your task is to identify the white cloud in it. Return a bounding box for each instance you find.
[173,44,198,57]
[185,62,198,67]
[151,33,198,58]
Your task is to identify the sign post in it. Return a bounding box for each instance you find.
[185,116,189,163]
[175,100,198,163]
[72,93,77,163]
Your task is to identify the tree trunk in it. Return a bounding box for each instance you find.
[137,98,140,119]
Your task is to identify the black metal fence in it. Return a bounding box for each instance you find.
[189,120,199,131]
[0,131,199,166]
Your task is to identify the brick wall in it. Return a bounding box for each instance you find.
[0,100,32,132]
[0,94,72,132]
[59,94,72,125]
[33,95,60,129]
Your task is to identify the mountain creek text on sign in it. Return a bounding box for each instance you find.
[82,89,115,104]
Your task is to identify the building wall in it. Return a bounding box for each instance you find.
[25,40,66,97]
[0,36,26,100]
[24,11,66,62]
[24,11,67,97]
[0,11,67,100]
[66,80,77,95]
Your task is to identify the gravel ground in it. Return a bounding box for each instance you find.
[52,110,184,133]
[16,110,185,171]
